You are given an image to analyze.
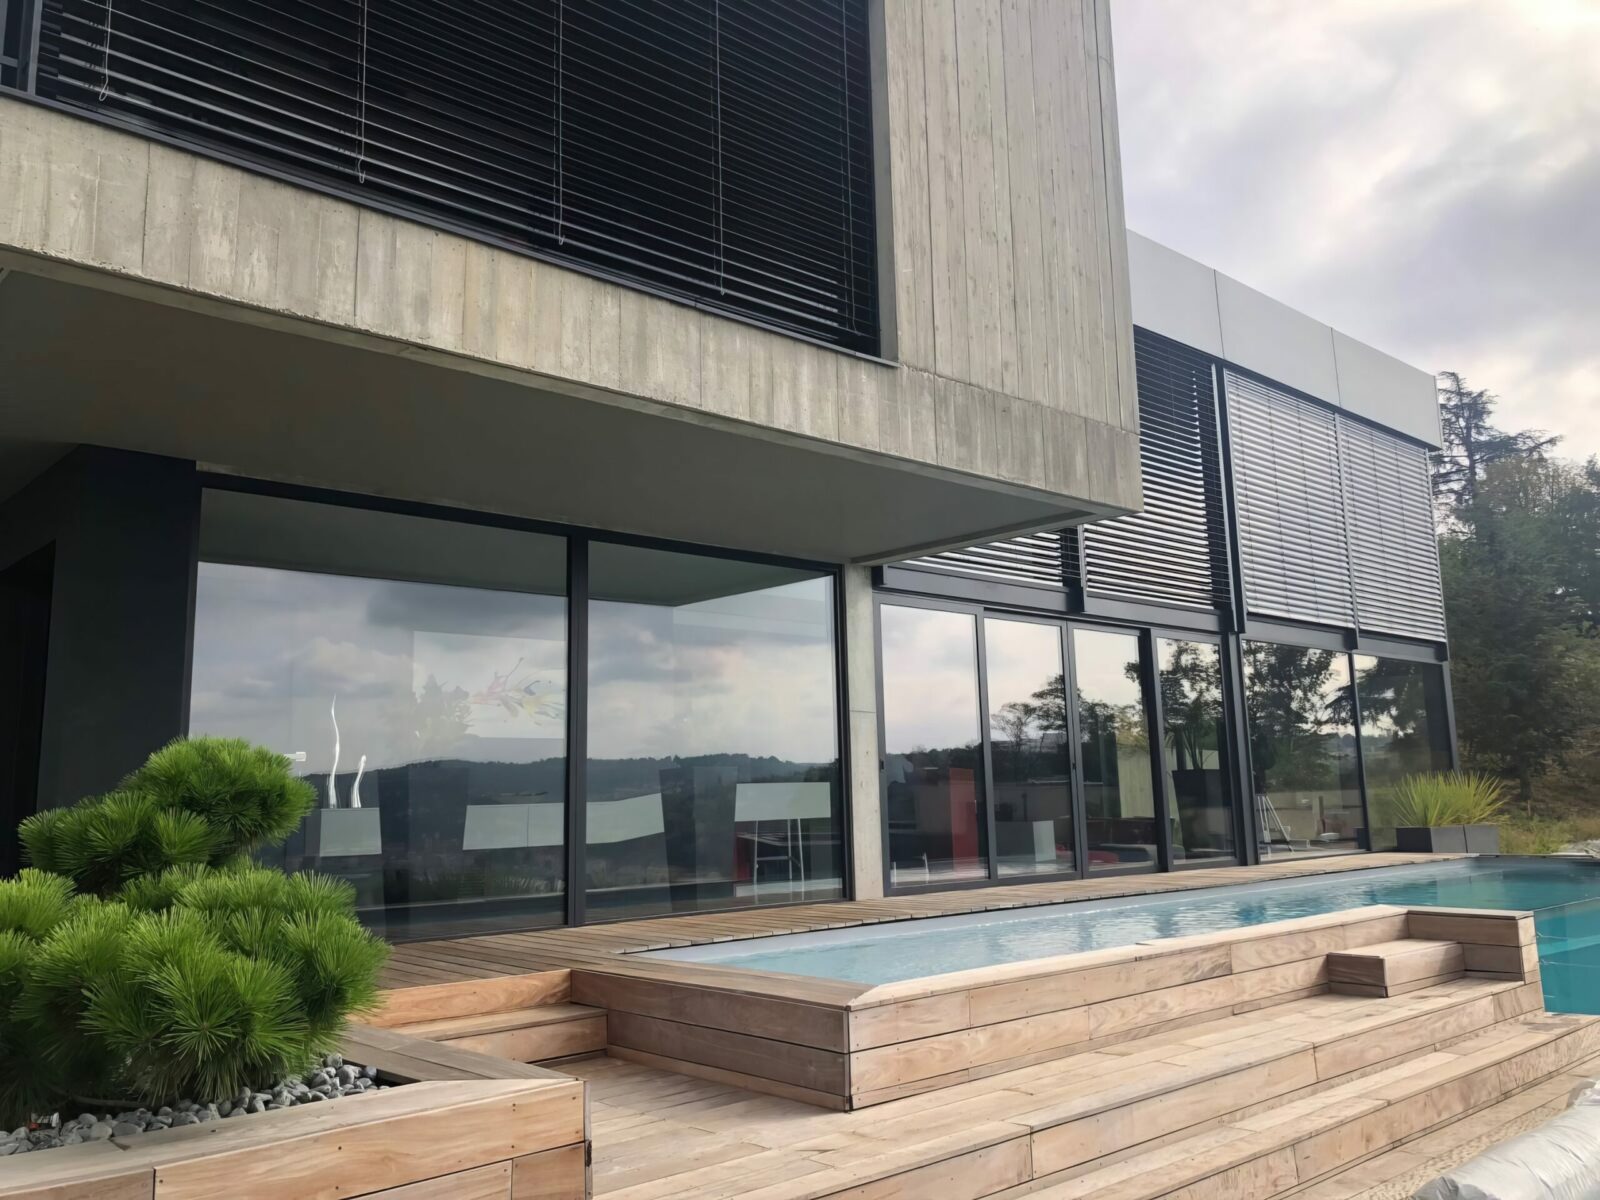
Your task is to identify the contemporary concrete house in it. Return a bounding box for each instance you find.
[14,7,1600,1200]
[0,0,1449,943]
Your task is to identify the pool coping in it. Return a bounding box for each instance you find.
[573,903,1544,1109]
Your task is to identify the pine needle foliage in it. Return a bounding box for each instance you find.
[0,869,78,940]
[0,738,387,1123]
[122,737,318,860]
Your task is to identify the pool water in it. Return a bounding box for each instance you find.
[648,858,1600,1013]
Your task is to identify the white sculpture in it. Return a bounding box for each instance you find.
[327,696,340,808]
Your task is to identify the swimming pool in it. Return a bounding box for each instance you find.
[648,858,1600,1012]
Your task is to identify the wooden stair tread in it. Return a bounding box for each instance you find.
[574,985,1589,1200]
[1328,938,1467,997]
[1022,1013,1600,1200]
[398,1002,604,1041]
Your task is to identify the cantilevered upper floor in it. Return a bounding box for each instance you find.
[0,0,1138,564]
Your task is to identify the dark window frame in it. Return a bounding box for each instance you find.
[873,591,1171,895]
[187,471,852,937]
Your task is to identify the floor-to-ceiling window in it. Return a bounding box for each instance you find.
[985,618,1074,877]
[1355,656,1453,850]
[1075,628,1158,871]
[1243,642,1363,858]
[880,604,989,886]
[1155,638,1236,863]
[582,544,843,919]
[189,488,846,937]
[190,490,569,941]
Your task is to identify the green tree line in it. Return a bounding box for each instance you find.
[1432,372,1600,814]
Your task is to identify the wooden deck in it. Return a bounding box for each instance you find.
[381,852,1453,988]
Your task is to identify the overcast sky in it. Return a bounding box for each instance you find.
[1111,0,1600,460]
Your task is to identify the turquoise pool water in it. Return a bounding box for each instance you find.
[648,858,1600,1013]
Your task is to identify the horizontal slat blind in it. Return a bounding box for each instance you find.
[1340,420,1447,640]
[1225,372,1357,626]
[1080,330,1230,610]
[903,531,1067,588]
[35,0,878,352]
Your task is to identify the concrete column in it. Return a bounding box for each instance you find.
[842,565,884,899]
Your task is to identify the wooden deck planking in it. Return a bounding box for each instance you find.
[381,854,1454,988]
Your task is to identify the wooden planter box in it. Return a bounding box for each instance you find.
[1395,824,1500,854]
[0,1031,588,1200]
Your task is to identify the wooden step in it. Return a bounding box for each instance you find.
[1327,939,1464,997]
[1283,1059,1595,1199]
[573,978,1567,1200]
[1014,978,1537,1177]
[1016,1012,1600,1200]
[368,968,571,1027]
[397,1002,607,1064]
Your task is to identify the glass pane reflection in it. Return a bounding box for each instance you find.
[881,605,989,885]
[1156,638,1236,862]
[583,544,842,919]
[985,619,1073,877]
[1355,656,1453,850]
[1075,628,1158,871]
[1244,643,1362,858]
[189,492,568,941]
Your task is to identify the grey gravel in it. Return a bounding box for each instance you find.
[1,1055,386,1156]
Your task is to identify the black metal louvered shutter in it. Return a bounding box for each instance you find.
[36,1,560,244]
[1339,420,1447,641]
[1224,372,1357,626]
[902,531,1069,588]
[718,0,877,347]
[34,0,877,353]
[1078,330,1231,611]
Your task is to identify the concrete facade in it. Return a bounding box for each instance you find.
[0,6,1139,902]
[0,30,1139,560]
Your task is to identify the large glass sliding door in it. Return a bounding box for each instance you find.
[1155,637,1237,864]
[880,605,990,886]
[985,619,1075,877]
[1355,655,1453,851]
[879,601,1165,888]
[1075,628,1159,872]
[1242,642,1363,857]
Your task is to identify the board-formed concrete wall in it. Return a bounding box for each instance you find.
[0,0,1140,522]
[879,0,1139,511]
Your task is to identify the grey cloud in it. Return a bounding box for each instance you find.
[1113,0,1600,457]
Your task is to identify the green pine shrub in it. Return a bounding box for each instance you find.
[20,738,317,896]
[0,737,387,1124]
[123,737,319,860]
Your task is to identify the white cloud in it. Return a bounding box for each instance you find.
[1112,0,1600,457]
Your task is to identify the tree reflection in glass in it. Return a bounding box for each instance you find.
[1243,643,1362,857]
[985,620,1074,877]
[1075,629,1156,871]
[1156,639,1235,861]
[1354,656,1453,850]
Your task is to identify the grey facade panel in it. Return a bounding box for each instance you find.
[1224,372,1357,627]
[1339,420,1448,641]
